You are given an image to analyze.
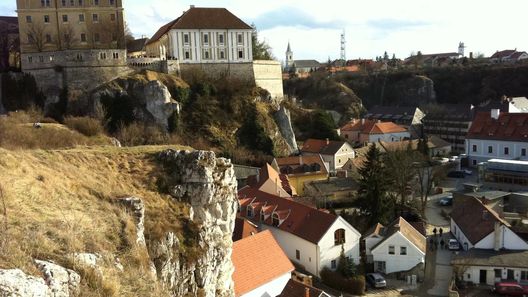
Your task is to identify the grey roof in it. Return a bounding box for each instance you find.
[422,104,474,121]
[456,190,510,201]
[293,60,321,69]
[365,106,418,120]
[452,249,528,268]
[127,38,148,53]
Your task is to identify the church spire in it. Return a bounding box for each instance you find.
[285,41,293,68]
[286,41,291,53]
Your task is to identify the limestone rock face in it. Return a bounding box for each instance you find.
[0,269,49,297]
[144,80,180,130]
[154,150,237,297]
[273,106,299,154]
[34,260,80,297]
[118,197,146,246]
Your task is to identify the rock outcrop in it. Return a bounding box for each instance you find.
[118,197,146,246]
[273,106,299,154]
[154,150,237,297]
[144,80,180,129]
[34,260,80,297]
[0,269,49,297]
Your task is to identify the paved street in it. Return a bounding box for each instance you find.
[427,235,453,297]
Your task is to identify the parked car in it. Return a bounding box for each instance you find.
[448,239,460,250]
[447,170,465,178]
[492,282,528,296]
[366,273,387,288]
[439,195,453,206]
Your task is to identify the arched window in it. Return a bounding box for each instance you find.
[272,213,280,227]
[247,206,254,217]
[334,229,345,245]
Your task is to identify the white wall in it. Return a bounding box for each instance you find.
[461,266,528,286]
[364,235,383,256]
[451,219,475,251]
[168,29,253,63]
[334,143,355,170]
[318,217,361,273]
[261,226,319,276]
[503,227,528,250]
[241,272,291,297]
[368,132,411,143]
[371,232,425,274]
[466,138,528,164]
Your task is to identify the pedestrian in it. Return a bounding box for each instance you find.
[439,228,443,237]
[433,227,437,237]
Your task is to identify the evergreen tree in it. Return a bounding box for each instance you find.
[337,246,357,278]
[251,24,273,60]
[356,144,394,225]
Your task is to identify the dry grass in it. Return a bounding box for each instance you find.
[0,145,191,296]
[0,112,113,150]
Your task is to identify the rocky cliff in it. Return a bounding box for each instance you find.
[0,147,237,297]
[273,106,299,154]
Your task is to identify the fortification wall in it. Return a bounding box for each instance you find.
[253,60,284,100]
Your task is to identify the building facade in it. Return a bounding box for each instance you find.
[301,139,356,172]
[238,187,361,277]
[0,16,20,71]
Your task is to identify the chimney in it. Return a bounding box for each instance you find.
[326,138,330,145]
[305,287,310,297]
[361,118,365,125]
[255,168,260,183]
[299,155,303,165]
[491,109,500,120]
[190,5,195,8]
[494,222,503,251]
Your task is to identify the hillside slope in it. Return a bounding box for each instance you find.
[0,146,237,297]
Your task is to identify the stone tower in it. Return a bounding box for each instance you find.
[458,42,466,57]
[285,42,293,69]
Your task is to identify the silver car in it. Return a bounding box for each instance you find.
[366,273,387,288]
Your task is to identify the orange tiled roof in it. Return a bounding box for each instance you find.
[365,122,408,135]
[238,187,339,244]
[278,279,325,297]
[301,139,347,155]
[232,217,258,242]
[467,112,528,142]
[232,230,294,296]
[247,164,297,196]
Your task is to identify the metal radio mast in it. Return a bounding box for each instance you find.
[340,30,346,61]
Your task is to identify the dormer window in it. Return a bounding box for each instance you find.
[247,206,254,217]
[272,213,280,227]
[334,229,345,245]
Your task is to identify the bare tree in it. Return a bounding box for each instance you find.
[0,184,7,252]
[61,24,77,50]
[385,143,417,210]
[26,22,46,52]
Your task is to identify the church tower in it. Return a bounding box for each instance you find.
[285,42,294,69]
[458,42,466,57]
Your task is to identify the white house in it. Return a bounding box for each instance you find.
[490,50,528,63]
[232,230,294,297]
[238,187,362,277]
[301,139,356,172]
[450,196,528,286]
[466,110,528,166]
[146,6,253,63]
[364,217,426,274]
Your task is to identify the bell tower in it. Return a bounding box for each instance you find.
[285,42,294,69]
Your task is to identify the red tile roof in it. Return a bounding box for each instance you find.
[232,230,294,296]
[340,119,407,134]
[246,164,297,196]
[451,196,510,245]
[238,187,339,244]
[301,139,348,155]
[232,217,258,242]
[278,279,325,297]
[147,7,251,45]
[467,112,528,142]
[491,50,517,59]
[274,155,329,176]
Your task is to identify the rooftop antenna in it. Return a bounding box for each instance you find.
[340,29,346,61]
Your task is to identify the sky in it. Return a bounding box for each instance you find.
[3,0,528,63]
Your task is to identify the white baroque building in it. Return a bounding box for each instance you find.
[146,6,253,64]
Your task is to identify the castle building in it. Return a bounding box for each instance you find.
[146,6,253,64]
[15,0,129,95]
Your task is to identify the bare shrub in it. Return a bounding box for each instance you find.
[64,116,104,137]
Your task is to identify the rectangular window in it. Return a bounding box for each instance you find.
[238,50,243,59]
[488,146,493,154]
[45,34,52,43]
[62,0,66,6]
[109,0,115,4]
[237,33,243,44]
[70,0,74,5]
[495,269,502,278]
[44,15,50,23]
[400,246,407,255]
[184,50,190,60]
[203,33,209,44]
[94,0,99,5]
[331,260,337,269]
[472,145,477,152]
[41,0,51,7]
[295,250,300,260]
[49,55,54,62]
[76,53,83,61]
[183,34,189,44]
[110,13,116,21]
[26,16,32,23]
[94,33,100,42]
[522,148,527,157]
[79,14,85,22]
[80,33,87,42]
[78,0,83,5]
[28,56,33,63]
[521,271,528,280]
[388,245,395,255]
[39,56,44,63]
[504,147,509,155]
[92,14,99,22]
[218,34,224,44]
[62,15,68,23]
[219,50,225,59]
[99,52,106,60]
[112,52,119,59]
